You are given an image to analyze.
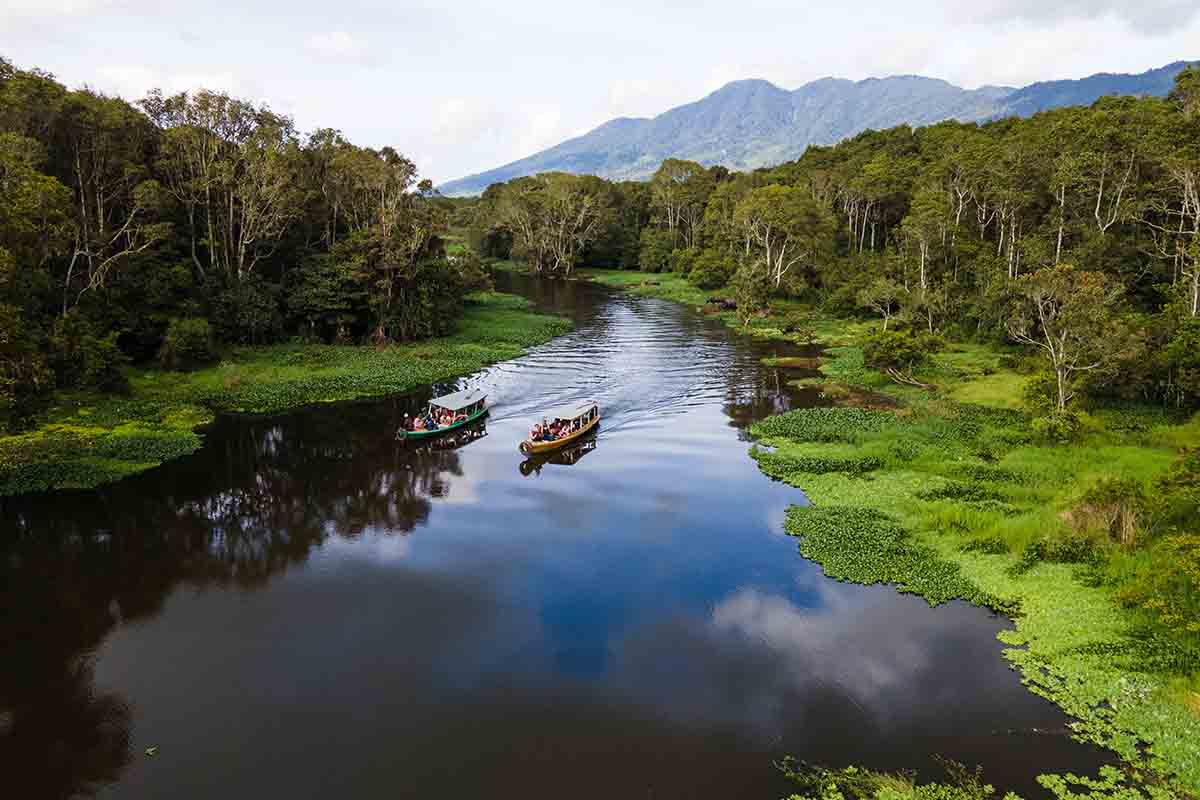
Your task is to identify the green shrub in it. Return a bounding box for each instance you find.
[48,312,129,393]
[729,265,772,325]
[862,329,941,380]
[1032,410,1082,443]
[207,274,283,345]
[0,303,54,431]
[1022,371,1059,412]
[687,248,735,290]
[159,318,216,370]
[668,246,698,275]
[778,313,817,343]
[1012,529,1105,574]
[962,536,1010,554]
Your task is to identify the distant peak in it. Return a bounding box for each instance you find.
[709,78,785,94]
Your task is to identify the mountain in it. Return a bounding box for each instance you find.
[438,61,1195,196]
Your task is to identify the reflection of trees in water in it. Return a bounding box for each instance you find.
[722,349,829,433]
[0,530,135,799]
[0,397,472,797]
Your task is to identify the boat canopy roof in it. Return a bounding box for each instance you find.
[540,400,597,421]
[429,387,487,412]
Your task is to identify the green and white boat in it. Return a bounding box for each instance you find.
[398,387,488,441]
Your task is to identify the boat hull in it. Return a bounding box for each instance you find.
[399,408,488,440]
[519,414,599,454]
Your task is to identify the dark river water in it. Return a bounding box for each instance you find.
[1,274,1104,799]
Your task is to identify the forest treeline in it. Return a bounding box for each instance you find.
[0,55,485,432]
[471,66,1200,425]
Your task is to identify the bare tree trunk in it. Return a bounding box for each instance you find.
[1056,184,1066,265]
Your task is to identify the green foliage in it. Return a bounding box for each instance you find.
[0,302,53,431]
[752,407,894,443]
[637,226,673,273]
[778,758,1005,800]
[1115,451,1200,637]
[917,481,1006,504]
[729,264,773,325]
[158,318,215,370]
[687,247,736,290]
[753,448,882,476]
[668,246,698,275]
[284,254,369,341]
[783,505,994,606]
[48,312,129,394]
[1032,410,1083,443]
[207,274,283,345]
[862,330,936,376]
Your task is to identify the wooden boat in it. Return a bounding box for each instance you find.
[519,401,600,455]
[398,387,488,441]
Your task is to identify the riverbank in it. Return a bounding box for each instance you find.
[0,292,571,496]
[581,267,1200,797]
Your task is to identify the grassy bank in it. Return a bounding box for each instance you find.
[0,292,571,495]
[577,267,879,346]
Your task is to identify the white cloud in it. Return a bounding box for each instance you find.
[959,0,1200,35]
[304,30,366,62]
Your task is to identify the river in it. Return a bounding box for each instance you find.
[1,274,1104,799]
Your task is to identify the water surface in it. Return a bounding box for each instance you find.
[1,275,1103,798]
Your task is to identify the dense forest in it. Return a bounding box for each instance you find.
[0,55,486,432]
[472,67,1200,423]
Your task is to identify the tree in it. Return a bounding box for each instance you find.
[734,184,833,290]
[900,186,948,290]
[730,265,772,326]
[688,248,736,289]
[857,277,903,330]
[1168,64,1200,120]
[1006,265,1123,412]
[862,329,936,386]
[58,90,171,312]
[140,89,301,283]
[496,173,609,277]
[649,159,706,247]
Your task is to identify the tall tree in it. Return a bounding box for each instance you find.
[734,184,833,289]
[1006,265,1123,411]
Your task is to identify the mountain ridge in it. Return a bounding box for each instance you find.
[439,61,1196,196]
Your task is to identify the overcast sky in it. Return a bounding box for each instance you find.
[2,1,1198,184]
